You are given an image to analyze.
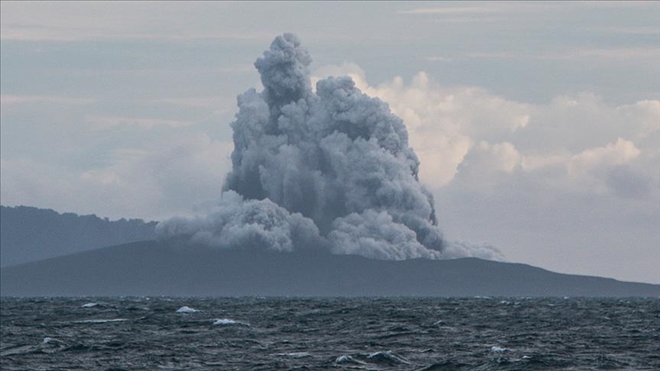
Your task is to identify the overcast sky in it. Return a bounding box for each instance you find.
[1,1,658,284]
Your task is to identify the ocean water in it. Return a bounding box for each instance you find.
[1,297,659,370]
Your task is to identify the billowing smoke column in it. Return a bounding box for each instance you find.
[157,34,501,261]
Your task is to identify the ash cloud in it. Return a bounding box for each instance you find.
[156,190,320,252]
[156,33,501,261]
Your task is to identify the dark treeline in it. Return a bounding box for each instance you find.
[0,206,157,267]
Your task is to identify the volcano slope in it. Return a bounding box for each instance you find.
[1,240,658,297]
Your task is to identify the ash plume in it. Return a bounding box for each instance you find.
[156,33,501,261]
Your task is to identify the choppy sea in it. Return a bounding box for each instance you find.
[1,297,659,370]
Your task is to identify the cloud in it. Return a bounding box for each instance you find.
[615,100,660,139]
[425,56,453,62]
[604,165,653,200]
[311,65,659,203]
[148,95,240,109]
[398,6,502,15]
[157,34,502,261]
[520,93,659,154]
[1,134,233,220]
[455,141,522,185]
[464,47,660,61]
[397,2,566,17]
[156,190,321,252]
[328,210,443,260]
[0,95,95,106]
[0,2,275,42]
[588,26,660,35]
[569,138,641,174]
[565,138,655,198]
[302,66,659,278]
[85,115,196,130]
[313,64,531,188]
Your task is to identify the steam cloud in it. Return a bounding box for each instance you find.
[156,34,502,261]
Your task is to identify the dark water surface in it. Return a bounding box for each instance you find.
[1,297,659,370]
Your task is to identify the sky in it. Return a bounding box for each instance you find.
[1,1,658,284]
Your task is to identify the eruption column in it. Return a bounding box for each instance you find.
[157,34,502,261]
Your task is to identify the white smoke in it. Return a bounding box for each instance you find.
[156,33,502,261]
[156,190,320,252]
